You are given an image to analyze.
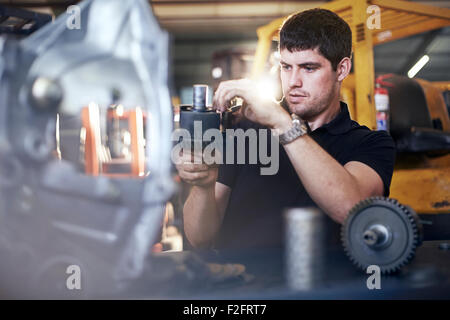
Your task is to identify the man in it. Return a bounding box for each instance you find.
[176,8,396,249]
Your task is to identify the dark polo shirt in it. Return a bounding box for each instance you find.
[214,102,396,249]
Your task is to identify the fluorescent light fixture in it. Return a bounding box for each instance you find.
[407,55,429,78]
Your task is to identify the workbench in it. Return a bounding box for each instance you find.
[125,240,450,299]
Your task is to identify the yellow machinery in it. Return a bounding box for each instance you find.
[251,0,450,217]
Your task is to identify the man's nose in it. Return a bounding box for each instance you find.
[289,69,303,88]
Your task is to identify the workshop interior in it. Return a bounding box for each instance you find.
[0,0,449,299]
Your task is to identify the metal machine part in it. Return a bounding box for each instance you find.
[0,6,52,36]
[284,207,326,290]
[179,84,220,149]
[193,84,208,111]
[221,97,244,130]
[0,0,174,298]
[341,197,423,274]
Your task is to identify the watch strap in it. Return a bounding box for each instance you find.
[278,115,308,145]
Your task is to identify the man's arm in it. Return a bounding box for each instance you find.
[183,182,231,248]
[212,79,386,224]
[281,131,384,224]
[175,151,232,248]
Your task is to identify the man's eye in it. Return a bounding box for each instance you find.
[281,65,291,70]
[304,66,316,72]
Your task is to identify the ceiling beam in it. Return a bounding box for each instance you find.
[0,1,79,7]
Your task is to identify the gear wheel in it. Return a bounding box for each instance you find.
[341,197,423,274]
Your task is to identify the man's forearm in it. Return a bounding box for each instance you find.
[183,185,221,248]
[283,134,364,223]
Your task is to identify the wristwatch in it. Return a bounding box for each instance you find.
[277,114,309,145]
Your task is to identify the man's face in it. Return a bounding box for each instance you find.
[280,48,338,120]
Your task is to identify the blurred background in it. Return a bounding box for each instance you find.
[1,0,449,106]
[0,2,448,296]
[1,0,449,255]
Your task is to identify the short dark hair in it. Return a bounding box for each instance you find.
[279,8,352,70]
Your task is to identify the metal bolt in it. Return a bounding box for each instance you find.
[363,230,378,246]
[363,224,390,248]
[30,77,63,111]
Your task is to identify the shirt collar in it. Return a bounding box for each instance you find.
[280,99,354,135]
[312,101,353,135]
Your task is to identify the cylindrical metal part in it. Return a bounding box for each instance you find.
[363,224,390,248]
[284,207,326,291]
[179,110,220,139]
[193,84,208,111]
[179,110,221,154]
[178,85,221,160]
[363,229,378,246]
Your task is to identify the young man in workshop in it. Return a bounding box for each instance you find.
[176,8,396,249]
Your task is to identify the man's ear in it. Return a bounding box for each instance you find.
[337,57,351,82]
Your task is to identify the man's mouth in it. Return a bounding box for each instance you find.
[288,93,307,102]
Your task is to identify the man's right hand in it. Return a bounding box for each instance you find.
[177,151,231,248]
[175,152,218,188]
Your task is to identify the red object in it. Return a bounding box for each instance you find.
[375,74,395,88]
[375,86,388,96]
[374,74,394,131]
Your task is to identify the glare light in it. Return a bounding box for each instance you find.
[273,51,281,60]
[123,131,131,145]
[256,77,277,102]
[212,67,223,79]
[407,55,429,78]
[115,104,124,117]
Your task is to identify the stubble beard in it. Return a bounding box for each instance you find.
[287,83,337,121]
